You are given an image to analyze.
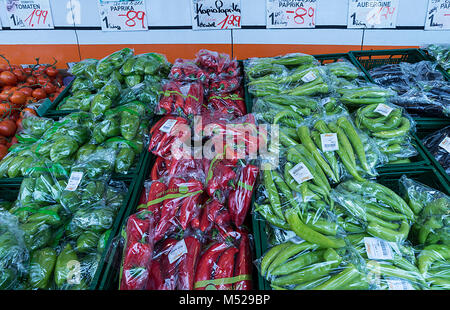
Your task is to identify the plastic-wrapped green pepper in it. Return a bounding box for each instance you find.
[90,93,112,117]
[18,177,36,205]
[69,59,98,78]
[115,144,135,174]
[0,155,15,178]
[97,229,111,254]
[120,57,137,76]
[125,74,143,88]
[120,101,145,140]
[92,73,107,89]
[54,243,78,288]
[77,231,101,253]
[76,144,97,161]
[71,77,95,92]
[20,223,51,251]
[50,136,79,162]
[33,174,55,203]
[71,207,115,233]
[21,117,54,139]
[59,190,81,213]
[102,79,121,100]
[80,181,105,204]
[91,117,120,144]
[27,204,63,226]
[29,247,57,289]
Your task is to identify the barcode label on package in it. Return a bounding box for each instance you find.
[301,71,318,83]
[65,172,83,191]
[289,162,314,184]
[168,239,187,264]
[374,103,393,116]
[386,278,414,290]
[320,133,339,152]
[439,136,450,153]
[364,237,394,260]
[160,119,177,133]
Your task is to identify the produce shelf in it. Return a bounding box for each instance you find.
[252,167,449,290]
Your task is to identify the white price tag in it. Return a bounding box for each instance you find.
[289,162,314,184]
[266,0,316,29]
[301,70,318,83]
[321,133,339,152]
[159,119,177,133]
[98,0,148,32]
[439,136,450,153]
[347,0,399,28]
[191,0,241,30]
[65,172,83,192]
[6,0,54,29]
[364,237,394,260]
[386,278,414,290]
[168,240,187,264]
[425,0,450,30]
[374,103,394,116]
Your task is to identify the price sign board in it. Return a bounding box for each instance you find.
[347,0,399,28]
[6,0,54,29]
[425,0,450,30]
[191,0,242,30]
[98,0,148,32]
[266,0,316,28]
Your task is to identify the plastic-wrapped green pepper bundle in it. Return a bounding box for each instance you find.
[354,103,418,164]
[120,52,170,88]
[57,90,94,112]
[346,234,427,290]
[0,148,36,178]
[69,59,98,80]
[325,59,362,81]
[118,80,162,111]
[71,77,96,93]
[417,244,450,289]
[89,77,122,118]
[0,211,29,290]
[399,175,449,246]
[96,48,135,78]
[297,111,387,183]
[257,238,369,290]
[336,83,396,106]
[17,115,55,143]
[331,179,415,243]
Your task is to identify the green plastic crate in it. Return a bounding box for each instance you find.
[252,167,448,290]
[378,133,432,172]
[349,48,449,130]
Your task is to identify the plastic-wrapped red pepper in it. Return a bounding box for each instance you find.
[228,164,259,227]
[194,242,229,290]
[195,49,230,74]
[144,181,167,220]
[170,59,207,83]
[151,157,167,180]
[210,77,241,93]
[125,210,153,245]
[159,238,179,290]
[148,116,189,159]
[158,81,184,114]
[183,82,203,116]
[208,92,246,117]
[213,246,239,290]
[177,236,202,290]
[147,258,165,290]
[205,160,237,201]
[233,232,252,290]
[178,180,203,229]
[198,199,223,232]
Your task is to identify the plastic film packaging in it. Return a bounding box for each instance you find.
[399,175,449,245]
[422,126,450,175]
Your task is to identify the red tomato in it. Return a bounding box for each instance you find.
[43,82,56,94]
[13,69,26,82]
[0,144,8,160]
[32,88,47,100]
[9,91,27,107]
[18,87,33,97]
[23,67,32,75]
[25,97,36,105]
[0,136,7,145]
[0,71,17,86]
[0,92,9,102]
[0,102,11,118]
[0,64,8,72]
[15,118,23,131]
[26,76,37,85]
[37,75,50,85]
[45,66,58,77]
[0,119,16,137]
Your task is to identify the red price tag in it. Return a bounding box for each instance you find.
[6,0,55,29]
[24,9,49,27]
[117,10,146,28]
[98,0,149,32]
[267,0,316,29]
[218,14,241,29]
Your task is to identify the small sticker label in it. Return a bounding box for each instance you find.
[159,119,177,133]
[439,136,450,153]
[320,133,339,152]
[65,172,83,192]
[386,278,414,290]
[168,239,187,264]
[364,237,394,260]
[301,71,318,83]
[289,162,314,184]
[374,104,394,116]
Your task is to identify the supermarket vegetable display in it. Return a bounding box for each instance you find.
[118,50,257,290]
[0,48,164,290]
